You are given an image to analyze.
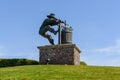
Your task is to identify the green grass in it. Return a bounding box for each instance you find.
[0,65,120,80]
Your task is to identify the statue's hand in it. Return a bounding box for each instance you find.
[57,19,64,23]
[53,31,58,35]
[60,20,64,23]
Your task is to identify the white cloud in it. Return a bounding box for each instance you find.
[13,52,39,60]
[0,46,6,57]
[81,39,120,66]
[94,39,120,54]
[0,46,39,60]
[0,46,4,51]
[0,51,38,61]
[0,46,38,60]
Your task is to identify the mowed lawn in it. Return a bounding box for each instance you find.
[0,65,120,80]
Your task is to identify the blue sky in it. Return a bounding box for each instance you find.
[0,0,120,66]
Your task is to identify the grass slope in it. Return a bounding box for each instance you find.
[0,65,120,80]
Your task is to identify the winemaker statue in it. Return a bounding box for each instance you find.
[39,13,63,45]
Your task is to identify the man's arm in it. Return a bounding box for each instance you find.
[48,18,64,26]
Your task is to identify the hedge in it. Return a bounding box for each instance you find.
[0,58,39,67]
[80,61,87,66]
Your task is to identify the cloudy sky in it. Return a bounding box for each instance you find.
[0,0,120,66]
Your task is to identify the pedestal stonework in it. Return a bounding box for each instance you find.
[37,44,81,65]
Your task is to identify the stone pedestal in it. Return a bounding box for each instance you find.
[37,44,81,65]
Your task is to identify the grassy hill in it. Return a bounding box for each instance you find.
[0,65,120,80]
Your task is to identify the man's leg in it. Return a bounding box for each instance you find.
[46,25,58,35]
[42,33,54,45]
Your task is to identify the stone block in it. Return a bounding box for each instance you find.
[37,44,81,65]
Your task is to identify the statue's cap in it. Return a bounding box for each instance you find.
[47,13,55,18]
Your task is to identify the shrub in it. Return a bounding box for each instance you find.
[0,59,9,67]
[0,58,39,68]
[8,59,19,66]
[16,59,39,65]
[80,61,87,66]
[16,59,27,66]
[26,59,39,65]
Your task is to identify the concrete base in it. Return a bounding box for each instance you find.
[37,44,81,65]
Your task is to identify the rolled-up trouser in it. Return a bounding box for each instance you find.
[39,25,55,35]
[41,32,52,40]
[39,25,54,45]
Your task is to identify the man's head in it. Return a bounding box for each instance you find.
[47,13,55,18]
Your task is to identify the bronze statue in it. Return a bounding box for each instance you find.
[39,13,63,45]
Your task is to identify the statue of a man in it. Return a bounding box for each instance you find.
[39,13,62,45]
